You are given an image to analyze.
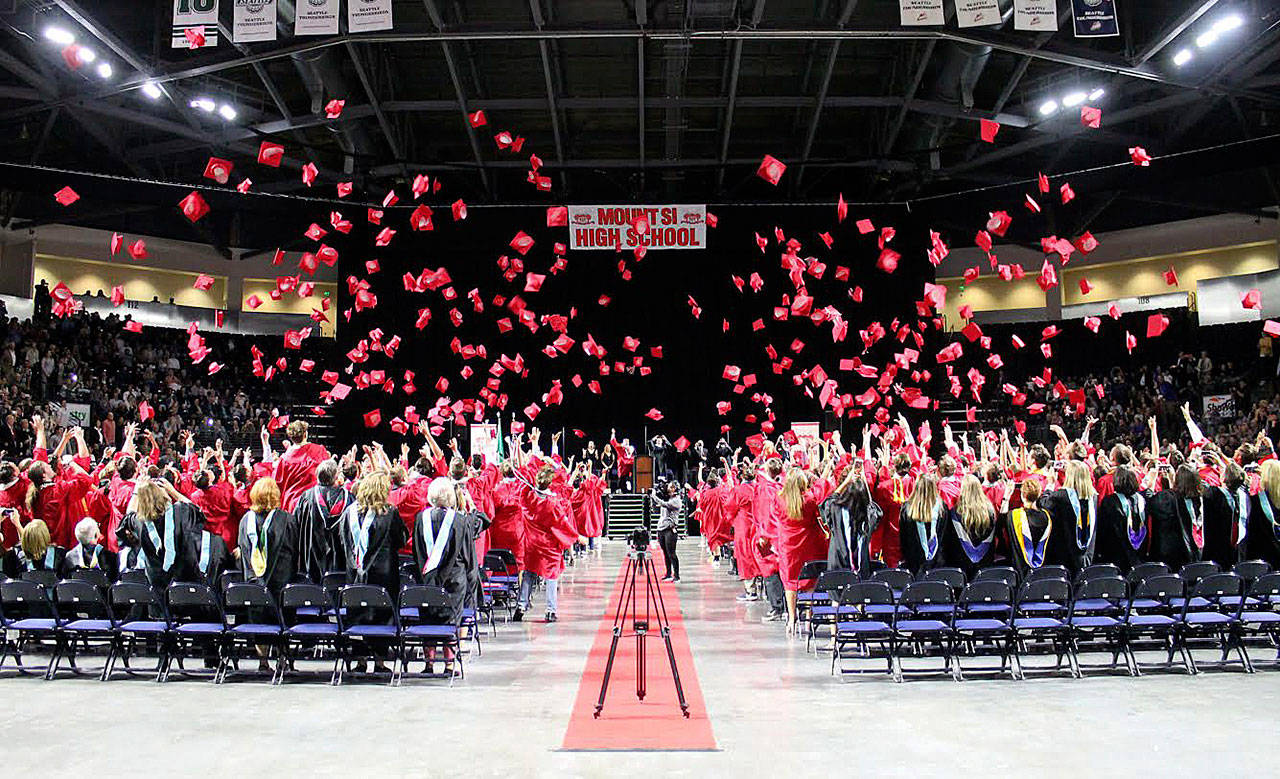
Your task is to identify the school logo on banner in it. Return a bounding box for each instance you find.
[348,0,394,33]
[899,0,945,26]
[1072,0,1120,38]
[171,0,219,48]
[956,0,1001,28]
[295,0,339,36]
[567,205,707,251]
[233,0,277,43]
[1014,0,1059,31]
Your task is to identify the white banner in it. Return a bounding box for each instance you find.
[1014,0,1059,31]
[348,0,394,33]
[55,402,91,428]
[567,205,707,251]
[956,0,1001,27]
[900,0,945,25]
[171,0,219,48]
[470,423,499,464]
[791,422,821,449]
[233,0,277,43]
[295,0,339,36]
[1203,394,1236,421]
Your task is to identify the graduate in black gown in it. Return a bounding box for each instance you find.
[340,470,406,597]
[413,477,491,623]
[1146,465,1204,571]
[1203,461,1249,569]
[1005,478,1054,578]
[943,475,999,581]
[292,459,353,580]
[1247,459,1280,568]
[821,468,879,576]
[61,517,118,581]
[237,476,298,598]
[1,518,65,579]
[899,474,947,577]
[1094,466,1150,572]
[125,479,206,591]
[1040,460,1099,574]
[194,529,233,585]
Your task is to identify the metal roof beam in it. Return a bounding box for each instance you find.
[421,0,492,198]
[794,0,857,189]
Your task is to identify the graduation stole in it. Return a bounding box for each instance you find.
[78,543,102,570]
[840,506,864,573]
[1065,488,1098,552]
[17,546,56,572]
[1011,507,1051,569]
[1215,486,1250,547]
[890,475,909,504]
[1116,493,1147,551]
[914,501,943,562]
[951,511,996,564]
[1259,489,1278,542]
[144,505,179,574]
[243,509,277,578]
[198,531,214,576]
[347,505,377,578]
[1184,496,1205,550]
[419,508,456,576]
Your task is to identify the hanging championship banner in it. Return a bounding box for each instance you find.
[955,0,1001,28]
[900,0,945,25]
[1014,0,1059,31]
[568,205,707,251]
[171,0,219,48]
[348,0,394,33]
[233,0,277,43]
[470,423,499,464]
[295,0,339,36]
[1072,0,1119,38]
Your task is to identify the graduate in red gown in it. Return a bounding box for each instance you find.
[0,461,31,552]
[752,459,786,620]
[516,445,577,622]
[26,421,113,549]
[868,452,913,568]
[695,466,730,561]
[775,466,834,633]
[191,460,238,553]
[273,420,331,512]
[726,462,762,600]
[490,460,529,569]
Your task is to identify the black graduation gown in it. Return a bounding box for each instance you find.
[1004,506,1053,579]
[2,545,66,579]
[195,531,233,585]
[293,484,353,580]
[821,496,879,575]
[942,510,999,581]
[1146,491,1203,571]
[1202,486,1248,569]
[412,507,490,622]
[1040,489,1098,574]
[60,541,119,581]
[899,504,947,578]
[134,502,205,590]
[1095,492,1149,573]
[340,505,406,599]
[1247,491,1280,568]
[238,509,298,596]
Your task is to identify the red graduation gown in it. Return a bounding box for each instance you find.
[274,442,330,512]
[521,486,575,579]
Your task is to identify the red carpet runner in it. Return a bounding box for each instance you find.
[561,557,717,751]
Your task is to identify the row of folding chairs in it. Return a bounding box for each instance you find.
[824,570,1280,682]
[0,578,470,686]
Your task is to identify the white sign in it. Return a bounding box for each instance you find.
[1203,394,1236,421]
[1014,0,1059,31]
[792,422,821,449]
[900,0,945,25]
[295,0,339,36]
[233,0,277,43]
[956,0,1001,27]
[470,423,499,464]
[55,402,92,428]
[567,205,707,251]
[171,0,219,48]
[348,0,394,33]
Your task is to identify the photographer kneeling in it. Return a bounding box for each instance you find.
[650,480,683,582]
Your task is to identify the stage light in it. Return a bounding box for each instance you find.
[141,81,162,99]
[190,97,216,112]
[95,62,112,79]
[217,103,237,121]
[1212,14,1244,34]
[1038,99,1059,116]
[77,47,96,63]
[1196,29,1219,48]
[1062,91,1087,107]
[1088,88,1106,101]
[1173,48,1193,67]
[43,27,75,45]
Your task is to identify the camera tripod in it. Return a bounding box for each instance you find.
[593,549,689,718]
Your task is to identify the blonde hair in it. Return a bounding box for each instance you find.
[1062,460,1096,500]
[286,419,308,442]
[1261,459,1280,506]
[133,481,172,522]
[250,477,281,513]
[780,469,809,520]
[904,475,940,523]
[1021,478,1044,504]
[356,470,392,513]
[21,519,51,560]
[956,474,994,536]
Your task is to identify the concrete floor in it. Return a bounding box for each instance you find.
[3,539,1280,777]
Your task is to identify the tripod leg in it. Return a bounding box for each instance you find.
[594,626,624,718]
[661,627,691,718]
[636,631,646,700]
[595,557,638,718]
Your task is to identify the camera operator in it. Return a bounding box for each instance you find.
[650,480,683,582]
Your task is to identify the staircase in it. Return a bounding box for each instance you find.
[603,493,692,539]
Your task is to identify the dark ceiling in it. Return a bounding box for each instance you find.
[1,0,1278,256]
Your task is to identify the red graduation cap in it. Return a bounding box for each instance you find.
[128,240,148,260]
[1078,277,1094,295]
[110,286,124,306]
[987,211,1013,237]
[546,206,568,227]
[245,294,264,310]
[510,231,535,255]
[1075,232,1099,254]
[1243,289,1261,310]
[1024,194,1041,214]
[836,193,847,223]
[324,99,344,118]
[363,410,382,428]
[203,157,233,184]
[1129,146,1152,167]
[336,181,353,198]
[645,408,664,421]
[1037,172,1050,194]
[54,186,79,206]
[756,154,786,185]
[258,142,284,167]
[1084,316,1101,333]
[468,110,487,127]
[876,248,900,274]
[193,274,215,291]
[1163,266,1179,286]
[138,400,154,421]
[301,162,318,186]
[123,319,142,333]
[1125,331,1137,353]
[110,232,123,255]
[979,119,1000,143]
[1146,313,1170,338]
[1060,182,1075,204]
[1011,334,1026,349]
[856,218,875,235]
[1264,320,1280,337]
[236,178,252,193]
[1081,105,1102,128]
[1108,303,1121,320]
[179,191,209,222]
[963,266,980,284]
[412,174,430,198]
[452,199,468,221]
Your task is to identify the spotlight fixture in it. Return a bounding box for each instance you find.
[1173,48,1193,66]
[217,103,237,121]
[141,81,163,99]
[95,62,112,79]
[1038,99,1059,116]
[190,97,216,112]
[1212,13,1244,34]
[1196,28,1220,48]
[1062,91,1087,107]
[43,27,75,45]
[1088,88,1106,101]
[77,47,96,63]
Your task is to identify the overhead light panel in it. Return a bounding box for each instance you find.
[95,62,112,79]
[141,81,163,99]
[77,47,96,63]
[190,97,216,112]
[1196,29,1220,48]
[1173,48,1193,67]
[1212,14,1244,34]
[217,103,237,121]
[43,27,75,45]
[1038,99,1059,116]
[1088,88,1105,102]
[1062,91,1087,107]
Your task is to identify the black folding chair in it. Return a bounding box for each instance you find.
[869,567,911,598]
[974,566,1019,588]
[164,582,225,682]
[107,582,170,681]
[1178,560,1221,587]
[1127,561,1171,589]
[1179,572,1249,674]
[831,582,896,679]
[893,581,956,681]
[279,583,342,685]
[1012,578,1077,679]
[1125,573,1192,675]
[1068,577,1131,676]
[915,567,966,595]
[1239,572,1280,668]
[1074,563,1121,586]
[221,582,285,684]
[398,585,464,685]
[0,578,60,677]
[21,568,58,592]
[806,570,859,652]
[70,568,112,591]
[1025,565,1070,583]
[1233,560,1272,585]
[51,580,118,681]
[951,581,1016,681]
[795,559,830,626]
[336,584,399,685]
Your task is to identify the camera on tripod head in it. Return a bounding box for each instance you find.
[628,526,650,557]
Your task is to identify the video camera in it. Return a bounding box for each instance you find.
[628,526,650,553]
